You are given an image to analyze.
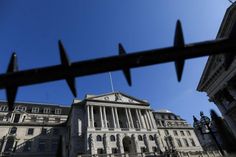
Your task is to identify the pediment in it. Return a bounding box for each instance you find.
[85,92,148,105]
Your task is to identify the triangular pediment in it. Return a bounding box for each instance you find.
[85,92,148,105]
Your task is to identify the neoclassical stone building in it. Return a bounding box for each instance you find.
[153,110,203,153]
[0,101,70,157]
[66,92,160,157]
[197,2,236,138]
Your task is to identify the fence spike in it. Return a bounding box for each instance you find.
[58,40,77,97]
[6,52,18,111]
[119,43,132,86]
[174,20,185,82]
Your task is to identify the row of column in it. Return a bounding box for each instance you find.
[87,105,157,129]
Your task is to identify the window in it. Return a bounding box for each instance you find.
[43,108,50,114]
[138,135,143,141]
[32,107,39,113]
[13,114,20,123]
[149,135,154,141]
[97,148,104,154]
[152,147,157,152]
[38,141,45,151]
[31,116,37,122]
[0,105,8,112]
[173,130,178,136]
[23,141,32,152]
[176,139,182,147]
[183,139,189,147]
[110,135,115,141]
[55,117,61,123]
[9,127,17,135]
[43,117,49,123]
[141,147,146,153]
[187,131,191,136]
[164,130,169,136]
[190,138,196,146]
[55,109,61,115]
[41,128,47,135]
[96,135,102,141]
[111,148,118,154]
[27,128,34,135]
[0,116,3,121]
[15,106,26,111]
[180,131,185,136]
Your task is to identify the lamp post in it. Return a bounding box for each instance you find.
[194,112,224,156]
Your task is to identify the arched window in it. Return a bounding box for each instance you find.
[9,127,17,135]
[149,135,154,141]
[138,135,143,141]
[110,135,115,141]
[97,135,102,141]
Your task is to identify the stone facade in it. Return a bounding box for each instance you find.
[153,110,203,153]
[0,101,70,157]
[197,3,236,139]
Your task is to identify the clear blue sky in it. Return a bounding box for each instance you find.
[0,0,231,124]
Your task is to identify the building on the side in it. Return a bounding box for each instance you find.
[197,2,236,139]
[153,109,203,154]
[0,101,70,157]
[66,92,160,157]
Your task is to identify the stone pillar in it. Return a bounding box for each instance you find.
[91,106,94,128]
[100,106,104,128]
[132,134,140,153]
[103,106,108,128]
[0,137,7,153]
[136,109,142,128]
[103,134,110,154]
[111,107,117,128]
[89,134,95,154]
[125,108,131,128]
[138,110,145,129]
[149,111,157,129]
[117,134,124,153]
[146,110,153,129]
[128,109,134,128]
[142,111,150,129]
[115,108,120,128]
[87,105,90,127]
[144,134,150,152]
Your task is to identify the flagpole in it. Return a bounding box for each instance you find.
[109,72,115,93]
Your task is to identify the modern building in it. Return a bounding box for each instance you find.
[153,110,203,154]
[0,101,70,157]
[197,2,236,138]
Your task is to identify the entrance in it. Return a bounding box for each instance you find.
[122,136,135,154]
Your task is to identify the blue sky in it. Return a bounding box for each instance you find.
[0,0,231,123]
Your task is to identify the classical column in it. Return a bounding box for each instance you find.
[100,106,104,128]
[138,110,145,128]
[128,109,134,128]
[146,110,153,129]
[91,106,94,128]
[115,108,120,128]
[149,110,157,129]
[143,111,150,129]
[117,134,124,153]
[135,109,142,128]
[87,105,90,127]
[103,106,108,128]
[125,108,131,128]
[132,134,140,153]
[144,134,150,152]
[0,137,7,153]
[111,107,117,128]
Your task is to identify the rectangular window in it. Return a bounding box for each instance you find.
[187,131,191,136]
[173,130,178,136]
[55,109,61,115]
[13,114,20,123]
[190,138,196,146]
[32,107,39,113]
[27,128,34,135]
[176,138,182,147]
[43,108,51,114]
[164,130,169,136]
[0,105,8,112]
[97,148,104,154]
[0,116,4,121]
[183,139,189,147]
[180,131,185,136]
[111,148,118,154]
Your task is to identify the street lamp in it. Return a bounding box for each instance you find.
[193,112,224,156]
